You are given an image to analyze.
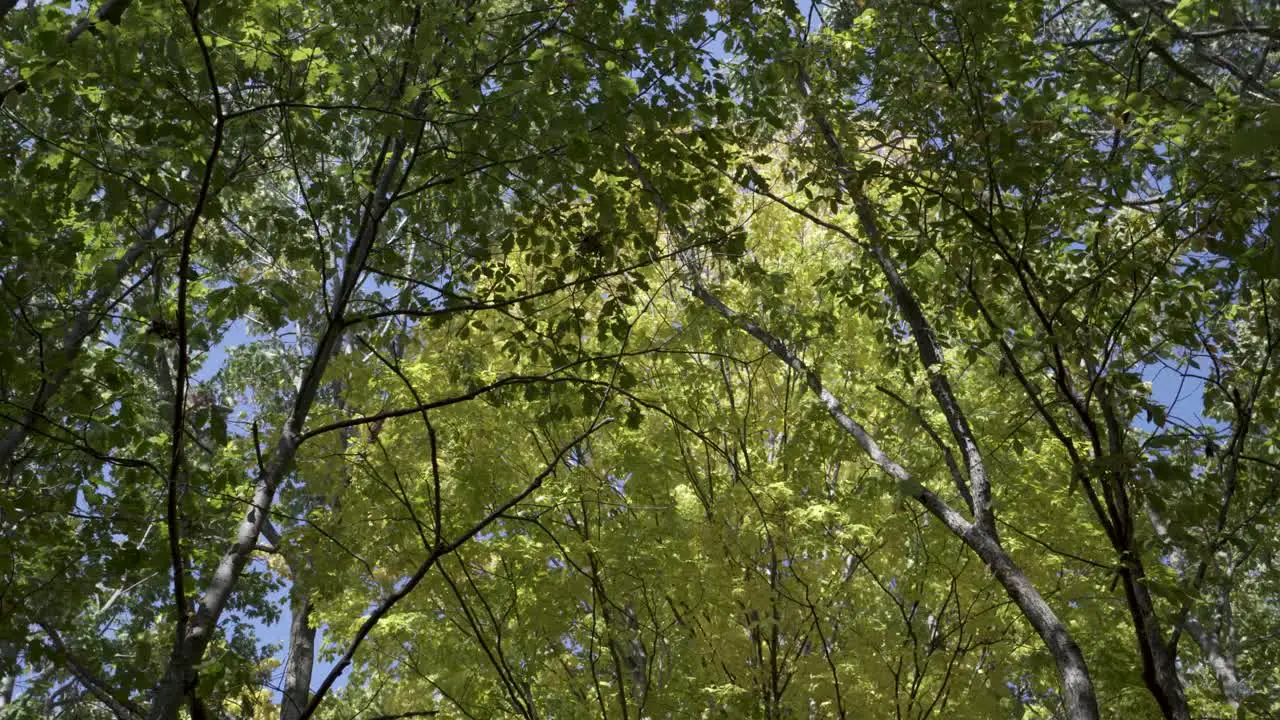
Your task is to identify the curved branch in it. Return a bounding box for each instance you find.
[295,418,613,720]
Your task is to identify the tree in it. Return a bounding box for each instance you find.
[1,0,1276,719]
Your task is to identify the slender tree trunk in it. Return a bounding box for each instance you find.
[691,277,1101,720]
[624,142,1102,720]
[1147,506,1246,711]
[1184,613,1244,709]
[976,545,1098,719]
[280,589,316,720]
[146,142,404,720]
[1121,569,1190,720]
[0,642,15,707]
[621,606,647,712]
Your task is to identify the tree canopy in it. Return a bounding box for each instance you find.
[1,0,1277,718]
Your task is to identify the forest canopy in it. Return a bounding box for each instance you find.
[1,0,1278,718]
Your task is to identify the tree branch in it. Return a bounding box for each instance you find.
[295,418,614,720]
[163,0,227,664]
[37,621,144,720]
[0,204,166,470]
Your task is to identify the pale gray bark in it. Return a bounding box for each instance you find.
[624,146,1100,720]
[796,69,997,537]
[691,277,1100,720]
[1147,507,1248,709]
[146,142,404,720]
[799,66,1106,720]
[1184,613,1245,709]
[280,589,316,720]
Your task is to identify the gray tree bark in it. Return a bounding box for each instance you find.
[280,589,316,720]
[0,642,16,707]
[623,143,1101,720]
[146,142,403,720]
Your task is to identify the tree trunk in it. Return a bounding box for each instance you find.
[1121,569,1191,720]
[0,641,14,707]
[697,278,1102,720]
[625,142,1102,720]
[147,142,402,720]
[280,590,316,720]
[919,496,1101,720]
